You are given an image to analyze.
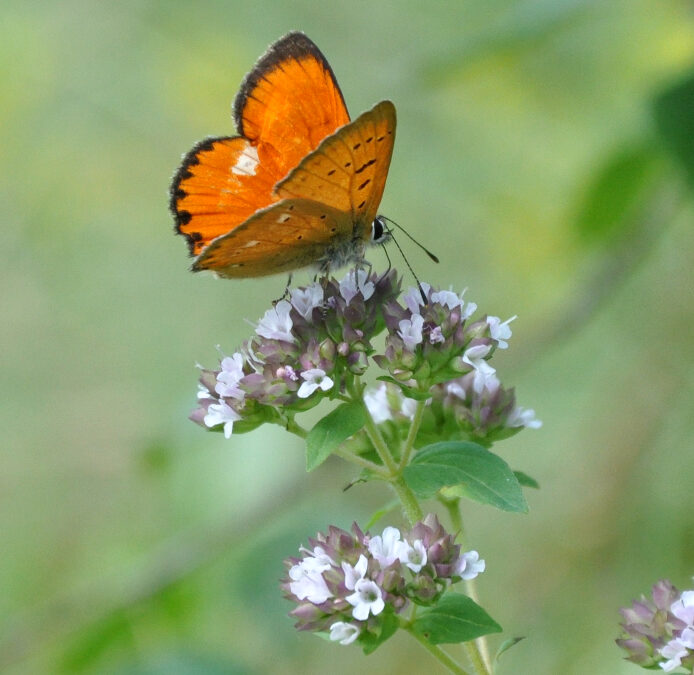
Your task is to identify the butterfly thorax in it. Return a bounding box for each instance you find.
[316,214,390,273]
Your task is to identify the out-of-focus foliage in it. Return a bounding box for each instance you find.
[2,1,694,673]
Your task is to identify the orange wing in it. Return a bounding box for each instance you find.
[192,199,354,277]
[193,101,397,278]
[170,32,350,257]
[275,100,396,235]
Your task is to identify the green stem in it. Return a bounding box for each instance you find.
[333,448,389,477]
[285,418,308,438]
[391,475,423,525]
[361,399,399,475]
[441,495,464,538]
[463,639,492,675]
[398,398,426,471]
[439,495,493,673]
[404,626,472,675]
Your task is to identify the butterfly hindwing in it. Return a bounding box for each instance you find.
[274,101,396,233]
[193,199,353,278]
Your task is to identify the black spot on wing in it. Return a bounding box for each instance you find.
[355,159,376,174]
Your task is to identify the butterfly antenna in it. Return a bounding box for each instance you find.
[385,227,429,304]
[381,216,439,263]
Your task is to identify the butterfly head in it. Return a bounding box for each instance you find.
[371,215,392,246]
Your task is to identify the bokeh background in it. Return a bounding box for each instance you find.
[3,1,694,673]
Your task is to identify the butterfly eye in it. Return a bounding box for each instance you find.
[371,215,388,242]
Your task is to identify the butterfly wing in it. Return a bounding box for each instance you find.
[274,100,396,239]
[192,199,353,277]
[171,32,350,258]
[170,136,278,256]
[193,101,396,277]
[193,101,397,277]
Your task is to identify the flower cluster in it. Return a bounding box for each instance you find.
[190,269,540,445]
[282,514,484,646]
[192,270,399,435]
[420,372,542,444]
[617,579,694,672]
[374,283,514,393]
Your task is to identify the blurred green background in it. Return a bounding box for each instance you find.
[3,1,694,673]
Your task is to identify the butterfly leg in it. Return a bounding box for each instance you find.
[272,274,293,305]
[378,242,392,281]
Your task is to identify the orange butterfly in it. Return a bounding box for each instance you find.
[170,32,396,278]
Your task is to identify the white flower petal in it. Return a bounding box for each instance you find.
[364,384,392,424]
[290,283,324,320]
[255,300,295,342]
[487,315,516,349]
[346,578,384,620]
[339,269,374,305]
[203,401,241,439]
[329,621,360,645]
[398,314,424,351]
[215,352,246,399]
[431,289,462,309]
[368,527,402,568]
[403,284,430,314]
[297,368,333,399]
[457,550,486,580]
[507,406,542,429]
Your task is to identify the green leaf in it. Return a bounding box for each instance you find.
[305,402,366,471]
[653,69,694,186]
[412,593,501,644]
[359,610,399,654]
[496,636,525,661]
[375,376,431,400]
[513,470,540,489]
[403,442,528,512]
[572,144,660,244]
[364,499,400,530]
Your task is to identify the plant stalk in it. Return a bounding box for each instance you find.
[405,627,472,675]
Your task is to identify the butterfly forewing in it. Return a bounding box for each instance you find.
[235,32,350,179]
[193,199,352,278]
[274,100,396,233]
